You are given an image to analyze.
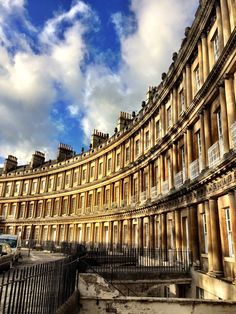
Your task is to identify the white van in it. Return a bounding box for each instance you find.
[0,234,21,261]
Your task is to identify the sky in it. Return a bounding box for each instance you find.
[0,0,198,166]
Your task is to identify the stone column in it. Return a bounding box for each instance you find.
[172,142,177,180]
[220,0,231,45]
[228,191,236,280]
[198,40,204,85]
[219,84,230,153]
[199,112,206,170]
[216,3,224,53]
[118,220,123,250]
[209,198,223,276]
[149,215,155,250]
[186,64,192,107]
[138,217,143,249]
[90,222,95,246]
[161,212,167,250]
[173,88,178,124]
[175,210,182,255]
[201,33,209,80]
[189,206,200,265]
[205,201,213,273]
[184,132,188,179]
[108,221,113,250]
[99,222,104,246]
[127,219,132,247]
[224,75,236,148]
[82,223,86,245]
[160,154,165,189]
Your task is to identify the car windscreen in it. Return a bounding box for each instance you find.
[0,239,17,248]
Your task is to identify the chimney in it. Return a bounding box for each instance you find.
[117,112,132,132]
[3,155,18,173]
[57,143,74,162]
[30,151,45,169]
[90,130,109,149]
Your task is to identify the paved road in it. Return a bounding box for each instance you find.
[14,248,65,268]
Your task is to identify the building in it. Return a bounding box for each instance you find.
[0,0,236,301]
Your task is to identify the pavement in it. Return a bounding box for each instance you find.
[14,248,65,268]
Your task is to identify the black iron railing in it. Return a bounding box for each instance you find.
[0,257,78,314]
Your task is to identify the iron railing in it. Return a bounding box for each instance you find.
[0,257,78,314]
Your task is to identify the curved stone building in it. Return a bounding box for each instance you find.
[0,0,236,300]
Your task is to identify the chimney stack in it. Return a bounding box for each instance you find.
[90,130,109,149]
[57,143,74,162]
[30,151,45,169]
[3,155,18,173]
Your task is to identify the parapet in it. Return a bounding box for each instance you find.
[90,130,109,149]
[57,143,74,162]
[3,155,18,173]
[30,151,45,169]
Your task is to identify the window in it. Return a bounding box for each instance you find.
[167,106,172,128]
[155,121,160,140]
[82,169,86,181]
[216,109,223,139]
[179,90,185,113]
[73,172,78,184]
[115,186,119,204]
[116,153,120,167]
[80,195,85,209]
[23,182,28,193]
[48,178,53,189]
[2,205,7,217]
[145,131,149,149]
[99,162,103,175]
[19,204,25,218]
[14,184,19,194]
[90,166,94,178]
[124,182,128,203]
[196,287,204,299]
[5,184,10,195]
[62,198,67,215]
[225,207,234,257]
[167,158,171,187]
[65,174,70,185]
[144,173,148,191]
[37,203,42,217]
[181,146,185,170]
[135,140,140,157]
[107,158,112,172]
[46,202,51,216]
[169,220,174,249]
[32,181,37,193]
[202,213,208,253]
[71,197,76,213]
[40,180,45,191]
[57,176,61,187]
[133,178,138,202]
[10,204,16,216]
[195,66,201,91]
[212,32,219,61]
[125,147,130,163]
[28,203,33,218]
[97,191,101,207]
[105,190,110,206]
[144,223,149,247]
[88,194,92,208]
[196,131,202,159]
[54,200,59,215]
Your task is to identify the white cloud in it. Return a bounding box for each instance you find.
[78,0,198,141]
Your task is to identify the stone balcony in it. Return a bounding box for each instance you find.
[208,139,224,168]
[151,186,158,199]
[140,191,147,204]
[162,181,169,194]
[174,171,183,189]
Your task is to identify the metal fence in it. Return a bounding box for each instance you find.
[0,257,78,314]
[83,247,192,280]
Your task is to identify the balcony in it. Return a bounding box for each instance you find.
[189,159,199,180]
[162,181,169,194]
[131,195,138,208]
[151,186,158,199]
[231,122,236,148]
[208,139,224,168]
[174,171,183,189]
[140,191,147,204]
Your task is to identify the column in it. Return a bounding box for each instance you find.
[90,222,95,246]
[173,88,178,124]
[209,198,223,276]
[73,224,77,242]
[175,210,182,254]
[220,0,231,45]
[216,3,224,52]
[201,33,209,80]
[219,85,230,153]
[198,40,204,85]
[199,112,206,170]
[205,201,213,273]
[184,132,188,179]
[82,223,86,244]
[118,220,123,250]
[189,206,200,264]
[138,217,143,249]
[173,143,177,180]
[228,191,236,280]
[160,154,165,189]
[64,224,69,242]
[127,219,132,247]
[203,107,212,165]
[140,128,144,155]
[186,64,192,107]
[161,212,167,250]
[149,215,155,250]
[108,221,113,250]
[224,75,236,148]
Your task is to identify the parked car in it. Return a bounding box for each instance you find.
[0,234,21,262]
[0,243,14,271]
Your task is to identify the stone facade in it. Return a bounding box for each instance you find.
[0,0,236,300]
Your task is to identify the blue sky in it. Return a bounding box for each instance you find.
[0,0,198,166]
